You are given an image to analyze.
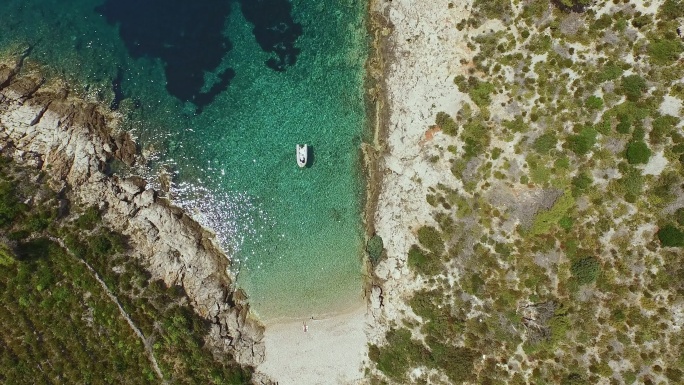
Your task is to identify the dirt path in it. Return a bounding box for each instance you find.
[48,236,167,383]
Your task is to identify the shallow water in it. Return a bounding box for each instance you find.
[0,0,368,319]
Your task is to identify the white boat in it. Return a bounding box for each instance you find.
[296,144,308,168]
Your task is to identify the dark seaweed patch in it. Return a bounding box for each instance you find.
[238,0,303,72]
[97,0,302,112]
[96,0,235,112]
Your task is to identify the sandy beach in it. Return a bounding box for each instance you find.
[256,305,368,385]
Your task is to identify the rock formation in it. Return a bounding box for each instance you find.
[0,56,265,368]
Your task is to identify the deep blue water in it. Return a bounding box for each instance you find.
[0,0,368,319]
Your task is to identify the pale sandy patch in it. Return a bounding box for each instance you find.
[659,94,682,117]
[642,150,668,176]
[257,305,367,385]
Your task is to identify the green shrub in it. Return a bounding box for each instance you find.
[658,224,684,247]
[591,13,612,31]
[648,39,684,66]
[555,0,592,11]
[658,0,684,20]
[585,95,603,110]
[25,210,54,232]
[461,119,491,159]
[473,0,512,19]
[503,116,527,133]
[368,328,428,381]
[417,226,444,254]
[572,172,593,196]
[621,168,644,200]
[366,235,384,265]
[0,181,23,227]
[435,112,458,136]
[88,231,125,257]
[567,127,597,155]
[0,242,16,266]
[455,76,498,110]
[616,113,632,134]
[529,191,575,236]
[675,207,684,226]
[407,244,443,276]
[559,216,573,230]
[427,339,478,383]
[533,133,558,154]
[621,75,647,102]
[625,140,651,164]
[571,257,600,285]
[597,62,623,82]
[650,115,678,144]
[76,206,101,230]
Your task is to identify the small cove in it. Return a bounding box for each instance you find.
[0,0,369,319]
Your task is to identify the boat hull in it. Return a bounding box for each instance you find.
[296,144,308,168]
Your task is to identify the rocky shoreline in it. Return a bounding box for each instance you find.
[0,56,266,370]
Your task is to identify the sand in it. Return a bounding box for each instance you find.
[256,305,368,385]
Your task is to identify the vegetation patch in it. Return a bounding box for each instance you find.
[407,244,443,276]
[366,234,384,265]
[658,224,684,247]
[417,225,444,255]
[529,191,575,236]
[435,111,458,136]
[571,256,600,285]
[625,140,651,164]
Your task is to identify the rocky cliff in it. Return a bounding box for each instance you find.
[0,55,266,368]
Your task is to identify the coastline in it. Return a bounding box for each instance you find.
[0,0,394,380]
[252,0,390,381]
[361,0,392,240]
[363,0,476,356]
[0,55,266,369]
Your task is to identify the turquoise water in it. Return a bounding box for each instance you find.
[0,0,368,319]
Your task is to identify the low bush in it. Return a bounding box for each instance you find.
[554,0,592,11]
[658,0,684,20]
[648,39,684,66]
[417,226,444,254]
[625,140,651,164]
[368,328,428,382]
[675,207,684,226]
[571,257,600,285]
[76,206,101,230]
[585,95,603,110]
[621,75,647,102]
[567,127,597,155]
[0,181,24,227]
[650,115,678,144]
[435,112,458,136]
[658,224,684,247]
[597,62,623,82]
[529,191,575,236]
[407,244,443,276]
[571,172,593,196]
[366,235,384,265]
[0,242,15,266]
[533,133,558,154]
